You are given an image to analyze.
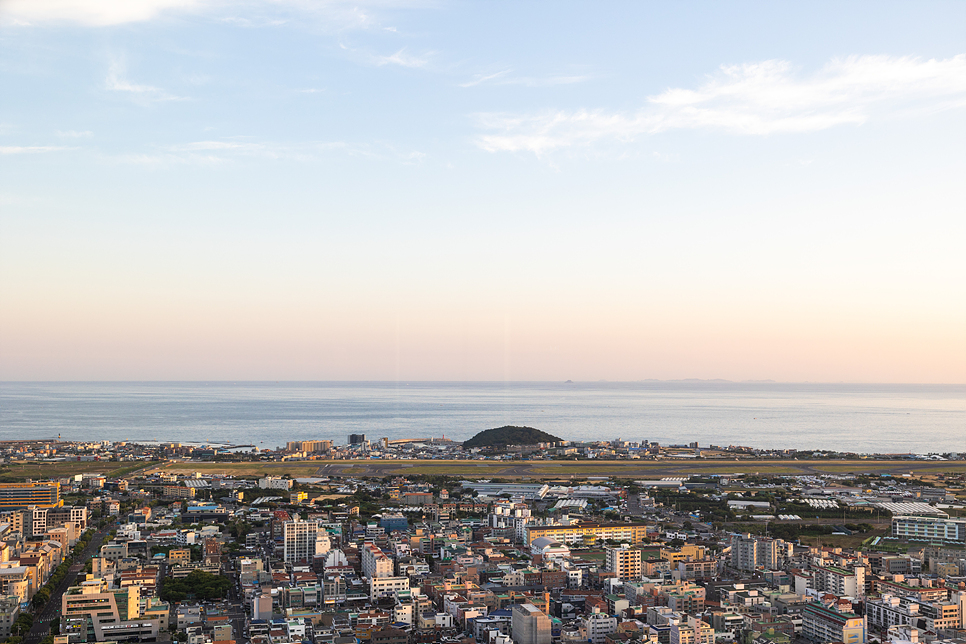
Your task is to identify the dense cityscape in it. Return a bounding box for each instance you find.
[0,432,963,644]
[3,5,962,644]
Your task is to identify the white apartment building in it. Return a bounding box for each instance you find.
[282,519,330,563]
[258,477,293,490]
[583,610,618,644]
[361,543,394,579]
[370,576,409,601]
[813,565,865,597]
[866,595,921,630]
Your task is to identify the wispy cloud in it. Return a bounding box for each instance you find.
[56,130,93,138]
[373,48,431,68]
[118,138,428,165]
[106,60,186,103]
[460,70,590,88]
[164,140,314,161]
[475,55,966,154]
[459,69,512,88]
[0,145,74,154]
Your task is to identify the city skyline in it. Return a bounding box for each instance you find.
[1,1,964,382]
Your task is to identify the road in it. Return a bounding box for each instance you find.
[310,458,966,478]
[24,525,112,644]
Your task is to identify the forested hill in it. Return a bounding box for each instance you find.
[462,426,562,449]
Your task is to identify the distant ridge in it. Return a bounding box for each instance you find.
[462,425,562,449]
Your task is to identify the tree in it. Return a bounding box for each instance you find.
[159,570,231,602]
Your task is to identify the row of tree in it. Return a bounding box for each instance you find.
[32,528,96,609]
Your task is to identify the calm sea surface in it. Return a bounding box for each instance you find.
[0,382,963,454]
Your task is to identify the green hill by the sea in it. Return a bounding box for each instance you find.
[462,425,562,449]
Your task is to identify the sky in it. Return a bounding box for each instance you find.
[0,1,964,382]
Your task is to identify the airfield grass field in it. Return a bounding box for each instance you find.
[157,458,966,480]
[0,460,155,481]
[151,462,323,478]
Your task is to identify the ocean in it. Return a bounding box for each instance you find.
[0,381,962,454]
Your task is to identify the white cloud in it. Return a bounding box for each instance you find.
[475,55,966,154]
[106,61,186,102]
[373,48,430,68]
[0,0,212,27]
[0,145,73,154]
[0,0,425,28]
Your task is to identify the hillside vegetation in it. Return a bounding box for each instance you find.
[462,426,562,449]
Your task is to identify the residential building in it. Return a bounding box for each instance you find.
[162,486,195,499]
[282,519,330,563]
[370,577,409,601]
[362,543,394,579]
[671,615,715,644]
[525,521,648,546]
[813,565,865,597]
[61,578,160,643]
[606,545,643,581]
[582,610,618,644]
[379,514,409,533]
[512,603,552,644]
[731,534,780,571]
[0,595,20,639]
[802,602,866,644]
[258,477,293,491]
[167,549,190,566]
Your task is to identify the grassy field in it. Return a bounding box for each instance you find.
[797,532,888,550]
[157,458,966,479]
[158,462,323,477]
[0,460,154,481]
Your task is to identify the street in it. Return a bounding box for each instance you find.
[24,525,112,644]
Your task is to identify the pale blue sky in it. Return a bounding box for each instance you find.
[1,1,964,381]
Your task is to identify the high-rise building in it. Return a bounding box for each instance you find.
[348,434,367,445]
[512,603,552,644]
[361,543,394,579]
[606,545,643,581]
[282,520,330,563]
[286,440,332,453]
[730,534,780,571]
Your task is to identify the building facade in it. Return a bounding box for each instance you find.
[802,603,866,644]
[892,516,966,543]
